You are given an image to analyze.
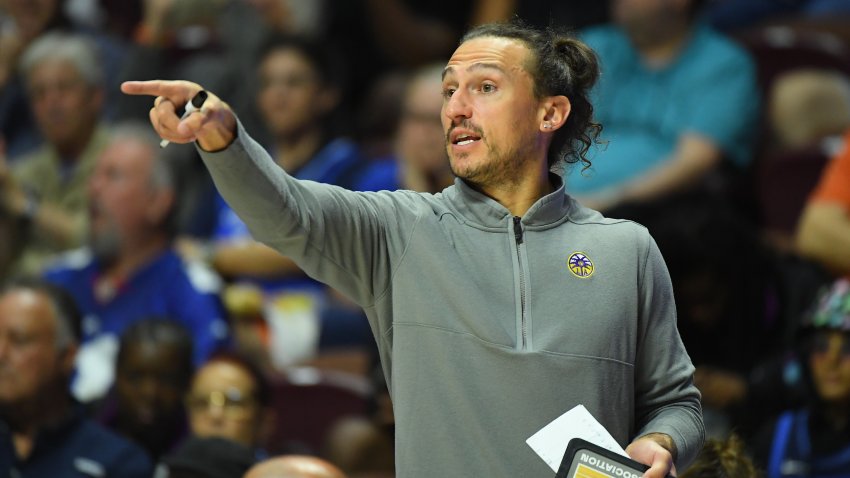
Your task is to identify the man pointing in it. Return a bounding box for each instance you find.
[123,21,703,478]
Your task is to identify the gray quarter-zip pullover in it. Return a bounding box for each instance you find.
[199,122,704,477]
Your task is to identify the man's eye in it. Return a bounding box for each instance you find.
[481,84,496,93]
[442,88,456,99]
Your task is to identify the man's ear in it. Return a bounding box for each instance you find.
[539,95,571,132]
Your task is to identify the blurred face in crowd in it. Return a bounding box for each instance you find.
[257,47,337,139]
[87,138,171,261]
[115,340,191,437]
[1,0,58,40]
[397,73,448,176]
[612,0,687,47]
[809,330,850,404]
[0,288,73,408]
[186,360,264,448]
[26,59,103,152]
[441,36,545,190]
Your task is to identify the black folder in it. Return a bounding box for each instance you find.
[556,438,649,478]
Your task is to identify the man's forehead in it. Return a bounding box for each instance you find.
[0,290,53,328]
[28,59,84,82]
[100,141,154,172]
[444,36,531,76]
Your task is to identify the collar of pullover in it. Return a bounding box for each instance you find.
[447,174,573,229]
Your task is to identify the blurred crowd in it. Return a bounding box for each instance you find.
[0,0,849,476]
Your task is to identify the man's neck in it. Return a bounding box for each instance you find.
[4,389,72,460]
[55,125,97,163]
[101,235,169,286]
[274,127,324,173]
[633,24,691,68]
[479,166,554,217]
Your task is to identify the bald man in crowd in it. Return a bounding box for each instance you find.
[245,455,346,478]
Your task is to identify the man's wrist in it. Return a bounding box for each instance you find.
[638,433,677,461]
[196,109,238,153]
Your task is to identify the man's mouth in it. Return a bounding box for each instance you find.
[453,134,481,146]
[449,125,483,147]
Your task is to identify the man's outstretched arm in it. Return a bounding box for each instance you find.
[120,80,415,314]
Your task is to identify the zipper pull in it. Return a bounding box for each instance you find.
[513,216,524,245]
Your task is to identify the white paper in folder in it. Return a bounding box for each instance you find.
[526,404,630,473]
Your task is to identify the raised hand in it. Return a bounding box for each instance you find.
[120,80,238,152]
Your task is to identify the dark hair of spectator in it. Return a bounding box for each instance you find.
[680,434,761,478]
[203,350,272,408]
[256,33,344,92]
[460,20,603,172]
[116,318,195,382]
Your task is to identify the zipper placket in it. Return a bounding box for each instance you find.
[512,216,527,350]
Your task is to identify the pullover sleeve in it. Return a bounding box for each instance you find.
[633,232,705,469]
[196,121,419,314]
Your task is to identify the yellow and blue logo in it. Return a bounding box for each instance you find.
[567,252,594,278]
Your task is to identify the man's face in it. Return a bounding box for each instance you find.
[2,0,57,39]
[115,341,190,432]
[441,36,544,189]
[611,0,680,45]
[397,75,448,175]
[186,361,263,448]
[0,289,66,406]
[27,60,102,149]
[257,48,332,139]
[87,139,158,260]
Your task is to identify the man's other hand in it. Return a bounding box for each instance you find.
[626,433,677,478]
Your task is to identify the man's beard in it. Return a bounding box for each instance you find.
[90,221,121,265]
[448,123,536,191]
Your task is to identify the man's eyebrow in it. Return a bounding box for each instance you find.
[468,63,507,75]
[442,63,507,80]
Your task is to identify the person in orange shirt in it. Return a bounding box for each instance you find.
[796,130,850,277]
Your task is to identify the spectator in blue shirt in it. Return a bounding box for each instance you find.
[568,0,760,212]
[0,278,153,477]
[755,278,850,477]
[44,122,228,402]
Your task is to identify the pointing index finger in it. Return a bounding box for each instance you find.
[120,80,200,101]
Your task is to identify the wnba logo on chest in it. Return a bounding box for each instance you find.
[567,252,594,278]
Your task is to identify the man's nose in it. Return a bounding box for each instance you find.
[138,377,160,400]
[205,401,227,421]
[444,90,472,123]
